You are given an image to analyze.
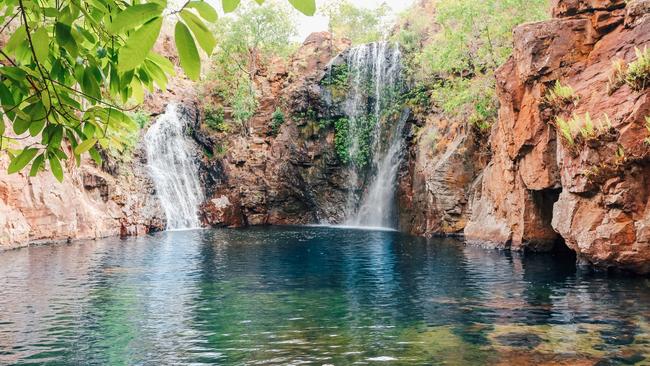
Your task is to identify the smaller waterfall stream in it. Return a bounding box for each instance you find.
[145,104,204,230]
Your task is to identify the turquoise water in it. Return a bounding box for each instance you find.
[0,227,648,365]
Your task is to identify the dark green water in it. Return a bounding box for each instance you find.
[0,227,648,365]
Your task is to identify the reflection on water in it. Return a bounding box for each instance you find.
[0,227,648,365]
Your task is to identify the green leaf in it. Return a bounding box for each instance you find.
[187,1,218,22]
[144,60,168,90]
[222,0,240,13]
[107,3,163,34]
[147,53,175,74]
[8,148,38,174]
[174,22,201,80]
[89,147,102,166]
[180,10,216,54]
[118,17,163,72]
[82,67,102,101]
[109,66,121,96]
[0,82,14,108]
[131,77,145,104]
[55,22,78,58]
[0,117,4,136]
[0,67,27,81]
[83,122,96,138]
[288,0,316,15]
[4,26,26,54]
[32,27,49,63]
[74,138,98,155]
[29,117,46,137]
[29,154,45,177]
[50,126,64,148]
[48,154,64,182]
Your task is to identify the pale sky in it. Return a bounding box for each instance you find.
[181,0,417,42]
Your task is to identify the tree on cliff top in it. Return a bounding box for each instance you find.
[321,0,390,45]
[0,0,315,181]
[202,2,298,135]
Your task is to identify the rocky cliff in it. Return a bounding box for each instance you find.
[464,0,650,273]
[197,32,353,227]
[397,113,488,237]
[0,147,164,249]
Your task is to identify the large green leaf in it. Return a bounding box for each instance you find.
[82,67,101,101]
[144,60,169,90]
[174,22,201,81]
[131,77,145,104]
[48,154,64,182]
[4,26,26,54]
[289,0,316,15]
[29,154,45,177]
[8,148,38,174]
[222,0,241,13]
[118,17,163,72]
[107,3,163,34]
[54,22,78,58]
[180,10,216,55]
[29,116,46,137]
[32,27,49,63]
[0,82,14,108]
[147,53,175,74]
[187,1,218,22]
[74,138,98,156]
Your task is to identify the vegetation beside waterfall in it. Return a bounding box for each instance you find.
[200,2,299,135]
[0,0,314,180]
[394,0,550,131]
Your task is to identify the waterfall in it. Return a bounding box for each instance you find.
[144,104,204,230]
[335,42,406,229]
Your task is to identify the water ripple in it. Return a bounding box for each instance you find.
[0,227,648,365]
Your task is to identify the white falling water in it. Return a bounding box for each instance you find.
[338,42,405,228]
[144,104,204,230]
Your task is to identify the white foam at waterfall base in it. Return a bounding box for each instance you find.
[144,104,204,230]
[338,42,405,229]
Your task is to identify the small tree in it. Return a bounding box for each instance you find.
[205,2,298,135]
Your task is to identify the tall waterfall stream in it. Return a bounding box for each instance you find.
[145,104,204,230]
[336,42,406,229]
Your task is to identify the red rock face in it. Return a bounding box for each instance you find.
[0,148,164,249]
[397,115,488,237]
[198,32,352,227]
[465,0,650,273]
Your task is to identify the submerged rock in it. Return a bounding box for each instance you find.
[495,333,543,349]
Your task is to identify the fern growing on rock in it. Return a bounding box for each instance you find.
[626,47,650,91]
[607,47,650,94]
[545,81,578,109]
